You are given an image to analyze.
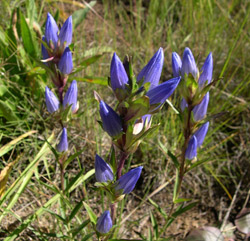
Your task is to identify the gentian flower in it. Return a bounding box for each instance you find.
[133,114,152,135]
[58,47,73,74]
[45,86,59,113]
[95,154,114,183]
[194,122,209,147]
[96,210,112,234]
[41,36,50,61]
[45,13,59,48]
[99,101,123,137]
[137,48,164,90]
[181,47,198,79]
[115,166,143,194]
[198,53,213,87]
[146,77,181,106]
[58,16,73,48]
[110,53,129,91]
[185,135,197,160]
[57,128,68,152]
[193,92,209,121]
[172,52,182,78]
[63,80,78,113]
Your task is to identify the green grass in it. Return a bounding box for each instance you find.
[0,0,249,240]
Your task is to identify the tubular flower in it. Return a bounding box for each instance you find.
[172,52,182,78]
[181,47,198,79]
[95,154,114,183]
[45,13,59,48]
[193,92,209,121]
[198,53,213,88]
[58,16,73,48]
[63,80,78,113]
[56,128,68,152]
[99,101,123,137]
[137,47,164,90]
[185,135,197,160]
[45,86,59,113]
[41,36,50,61]
[58,47,73,74]
[146,77,181,106]
[110,53,129,91]
[133,114,152,135]
[96,210,112,234]
[194,122,209,147]
[115,166,143,194]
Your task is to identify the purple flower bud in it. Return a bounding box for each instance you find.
[185,135,197,160]
[95,154,114,183]
[45,86,59,113]
[58,16,73,48]
[137,48,164,90]
[99,101,123,137]
[41,36,49,61]
[172,52,182,77]
[45,13,59,48]
[56,128,68,152]
[96,210,112,234]
[58,47,73,74]
[181,47,198,79]
[180,98,188,111]
[63,80,78,112]
[194,122,209,147]
[198,52,213,87]
[115,166,143,194]
[110,53,129,91]
[193,92,209,121]
[146,77,181,106]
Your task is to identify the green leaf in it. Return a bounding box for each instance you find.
[18,9,36,58]
[72,1,96,29]
[174,198,192,204]
[125,96,150,122]
[26,0,37,22]
[148,198,168,219]
[81,233,95,241]
[109,145,117,174]
[70,219,90,237]
[63,148,85,170]
[71,54,103,74]
[43,208,65,223]
[173,169,180,202]
[158,139,179,168]
[150,211,159,239]
[0,100,18,121]
[73,76,108,86]
[83,201,97,224]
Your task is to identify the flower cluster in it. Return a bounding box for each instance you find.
[43,13,78,153]
[98,48,180,154]
[95,48,181,235]
[95,154,143,234]
[172,48,212,159]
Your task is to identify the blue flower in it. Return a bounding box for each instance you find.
[58,47,73,74]
[198,53,213,88]
[95,154,114,183]
[99,101,123,137]
[41,36,50,61]
[45,13,59,48]
[185,135,197,160]
[181,47,198,79]
[172,52,182,78]
[194,122,209,147]
[115,166,143,194]
[146,77,181,106]
[193,92,209,121]
[58,16,73,48]
[63,80,78,112]
[110,53,129,91]
[96,210,112,234]
[56,128,68,152]
[137,48,164,90]
[45,86,59,113]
